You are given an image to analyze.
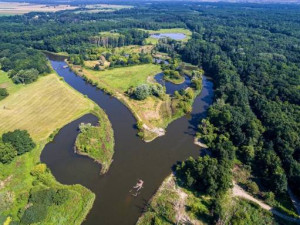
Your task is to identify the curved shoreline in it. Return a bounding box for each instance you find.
[41,57,214,225]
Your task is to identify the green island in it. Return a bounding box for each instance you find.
[0,69,113,224]
[75,107,114,174]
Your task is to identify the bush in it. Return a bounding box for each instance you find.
[151,84,165,99]
[0,88,8,100]
[52,189,69,205]
[30,189,56,206]
[2,129,36,155]
[245,181,259,195]
[10,68,39,84]
[21,204,47,224]
[0,141,17,164]
[134,84,151,100]
[31,164,47,177]
[29,188,69,207]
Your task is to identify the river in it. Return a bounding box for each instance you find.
[41,54,214,225]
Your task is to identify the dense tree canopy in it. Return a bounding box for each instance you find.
[2,129,36,155]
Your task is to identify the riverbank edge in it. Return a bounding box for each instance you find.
[67,62,203,142]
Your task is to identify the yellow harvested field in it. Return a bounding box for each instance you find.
[0,74,94,141]
[0,2,77,15]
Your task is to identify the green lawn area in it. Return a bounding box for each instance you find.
[84,64,161,93]
[0,73,114,224]
[0,71,22,94]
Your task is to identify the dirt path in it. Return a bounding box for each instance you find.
[233,183,300,223]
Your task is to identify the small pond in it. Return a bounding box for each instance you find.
[150,33,186,40]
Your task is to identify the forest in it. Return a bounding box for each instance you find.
[0,1,299,224]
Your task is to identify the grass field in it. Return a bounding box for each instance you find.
[85,64,161,92]
[0,73,94,141]
[0,72,114,224]
[143,28,192,44]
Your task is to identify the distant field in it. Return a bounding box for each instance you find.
[0,73,94,141]
[74,4,132,14]
[0,2,77,15]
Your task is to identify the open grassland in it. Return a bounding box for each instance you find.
[0,2,77,15]
[143,28,192,44]
[0,73,114,224]
[0,74,94,141]
[82,64,161,92]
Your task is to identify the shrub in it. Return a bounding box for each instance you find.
[29,188,69,206]
[21,204,47,224]
[151,84,165,99]
[52,189,69,205]
[30,189,56,206]
[2,129,36,155]
[31,164,47,177]
[134,84,151,100]
[0,87,8,100]
[245,181,259,195]
[0,141,17,164]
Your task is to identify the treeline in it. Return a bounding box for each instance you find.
[0,44,51,84]
[90,29,149,48]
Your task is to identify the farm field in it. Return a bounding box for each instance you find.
[0,73,94,140]
[0,2,77,15]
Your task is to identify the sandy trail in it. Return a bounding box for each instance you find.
[233,183,300,223]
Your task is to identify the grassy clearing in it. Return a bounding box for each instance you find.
[0,71,22,94]
[82,64,161,92]
[143,28,192,44]
[0,73,113,224]
[75,107,114,174]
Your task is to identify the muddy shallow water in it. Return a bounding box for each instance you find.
[41,54,214,225]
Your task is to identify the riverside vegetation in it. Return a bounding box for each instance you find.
[0,1,299,224]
